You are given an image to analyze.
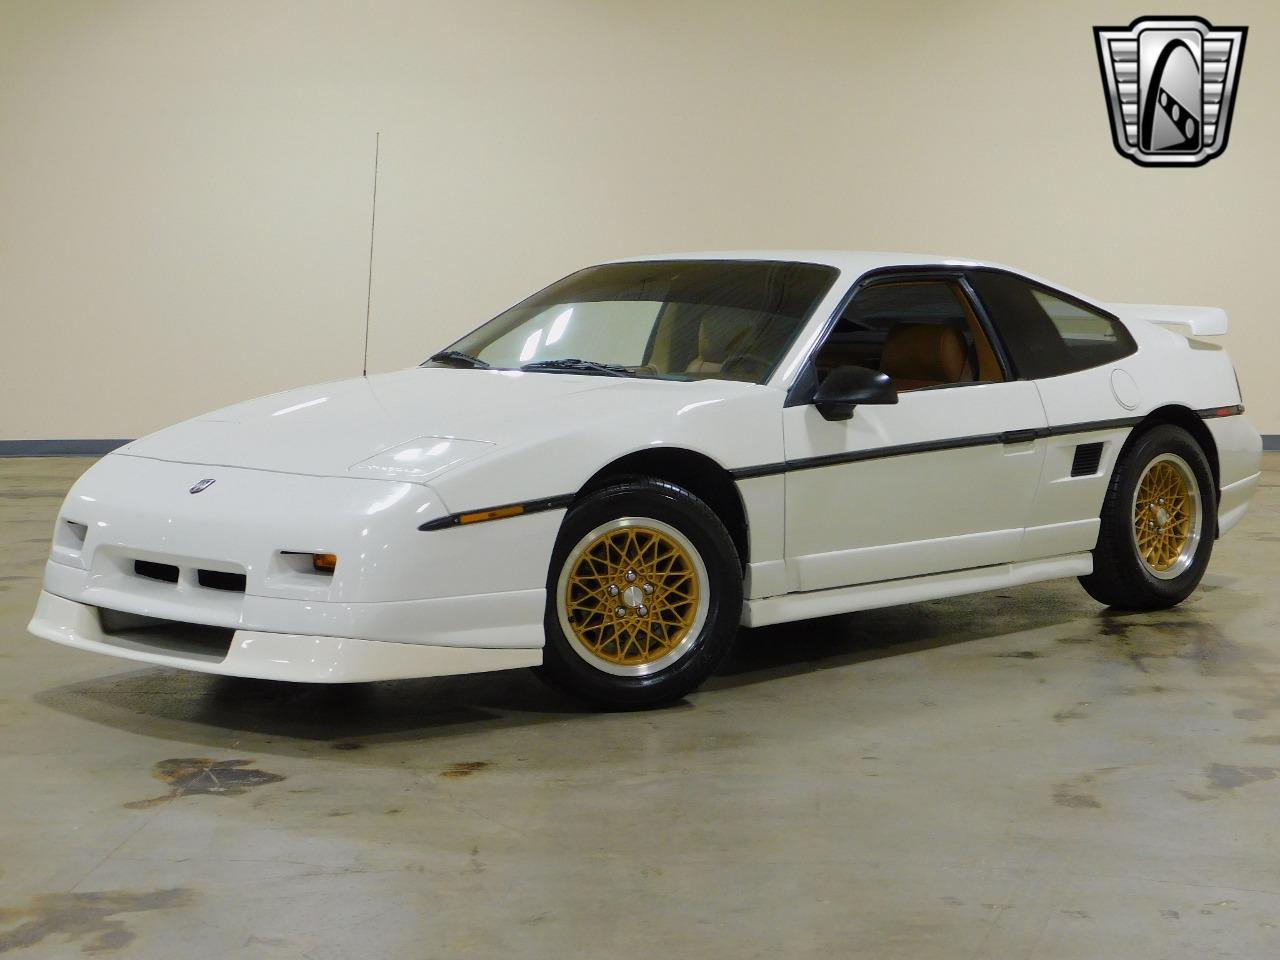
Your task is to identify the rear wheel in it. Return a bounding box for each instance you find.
[536,479,742,709]
[1079,424,1215,610]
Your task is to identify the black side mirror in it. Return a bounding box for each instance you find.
[813,365,898,421]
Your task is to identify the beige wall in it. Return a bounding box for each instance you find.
[2,0,1276,439]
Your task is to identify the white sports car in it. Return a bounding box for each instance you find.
[30,251,1262,707]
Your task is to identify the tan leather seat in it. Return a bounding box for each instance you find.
[685,313,755,375]
[879,323,970,391]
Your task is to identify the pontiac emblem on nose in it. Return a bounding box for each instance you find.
[189,479,216,494]
[1094,16,1247,167]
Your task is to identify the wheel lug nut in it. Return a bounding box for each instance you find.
[637,604,648,616]
[614,607,627,618]
[625,570,637,582]
[607,585,619,597]
[643,583,654,595]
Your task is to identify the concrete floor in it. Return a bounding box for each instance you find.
[0,457,1277,960]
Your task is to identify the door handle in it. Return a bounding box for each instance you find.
[1000,428,1041,445]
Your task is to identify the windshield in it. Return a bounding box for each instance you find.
[431,259,839,383]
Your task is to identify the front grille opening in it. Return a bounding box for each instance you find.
[134,560,179,583]
[198,569,247,592]
[97,608,234,662]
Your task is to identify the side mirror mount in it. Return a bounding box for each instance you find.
[812,365,898,421]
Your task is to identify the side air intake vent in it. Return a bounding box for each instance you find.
[1071,442,1104,477]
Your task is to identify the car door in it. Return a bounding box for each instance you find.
[781,275,1049,593]
[964,269,1143,563]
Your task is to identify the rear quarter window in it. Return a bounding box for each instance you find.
[968,270,1137,379]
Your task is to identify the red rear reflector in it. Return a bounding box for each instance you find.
[1215,408,1231,417]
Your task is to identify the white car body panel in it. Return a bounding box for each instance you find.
[30,249,1262,683]
[781,381,1047,591]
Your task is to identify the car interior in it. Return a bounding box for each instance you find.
[643,302,801,382]
[639,277,1007,389]
[813,279,1004,390]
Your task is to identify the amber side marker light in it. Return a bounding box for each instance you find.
[459,505,524,525]
[312,553,338,573]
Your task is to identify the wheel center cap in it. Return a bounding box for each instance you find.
[1155,506,1170,527]
[621,585,645,608]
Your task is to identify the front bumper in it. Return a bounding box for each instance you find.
[33,452,564,680]
[41,558,546,649]
[29,590,542,682]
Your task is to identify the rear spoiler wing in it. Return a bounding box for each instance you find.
[1107,303,1228,337]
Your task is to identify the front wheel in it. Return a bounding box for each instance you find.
[536,479,742,709]
[1079,424,1215,610]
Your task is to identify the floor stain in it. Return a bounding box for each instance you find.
[1090,611,1257,678]
[1052,771,1105,808]
[1246,735,1280,745]
[1205,763,1280,792]
[1053,701,1091,723]
[1099,615,1129,638]
[124,758,285,809]
[994,650,1042,659]
[1224,684,1280,723]
[441,761,491,779]
[331,741,364,751]
[1117,684,1173,696]
[1053,790,1102,808]
[0,888,193,955]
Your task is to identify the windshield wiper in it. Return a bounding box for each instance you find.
[426,350,489,369]
[520,358,635,377]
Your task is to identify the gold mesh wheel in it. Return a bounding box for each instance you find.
[557,517,709,677]
[1131,453,1201,580]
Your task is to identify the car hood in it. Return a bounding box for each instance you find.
[117,367,752,481]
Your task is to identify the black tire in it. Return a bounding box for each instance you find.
[1079,424,1215,610]
[535,479,742,709]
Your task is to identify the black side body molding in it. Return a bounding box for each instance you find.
[419,407,1246,528]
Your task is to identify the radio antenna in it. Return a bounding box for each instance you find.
[362,132,380,377]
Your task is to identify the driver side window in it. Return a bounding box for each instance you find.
[813,279,1004,391]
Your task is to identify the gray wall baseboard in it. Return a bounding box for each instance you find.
[1264,434,1280,452]
[0,439,132,457]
